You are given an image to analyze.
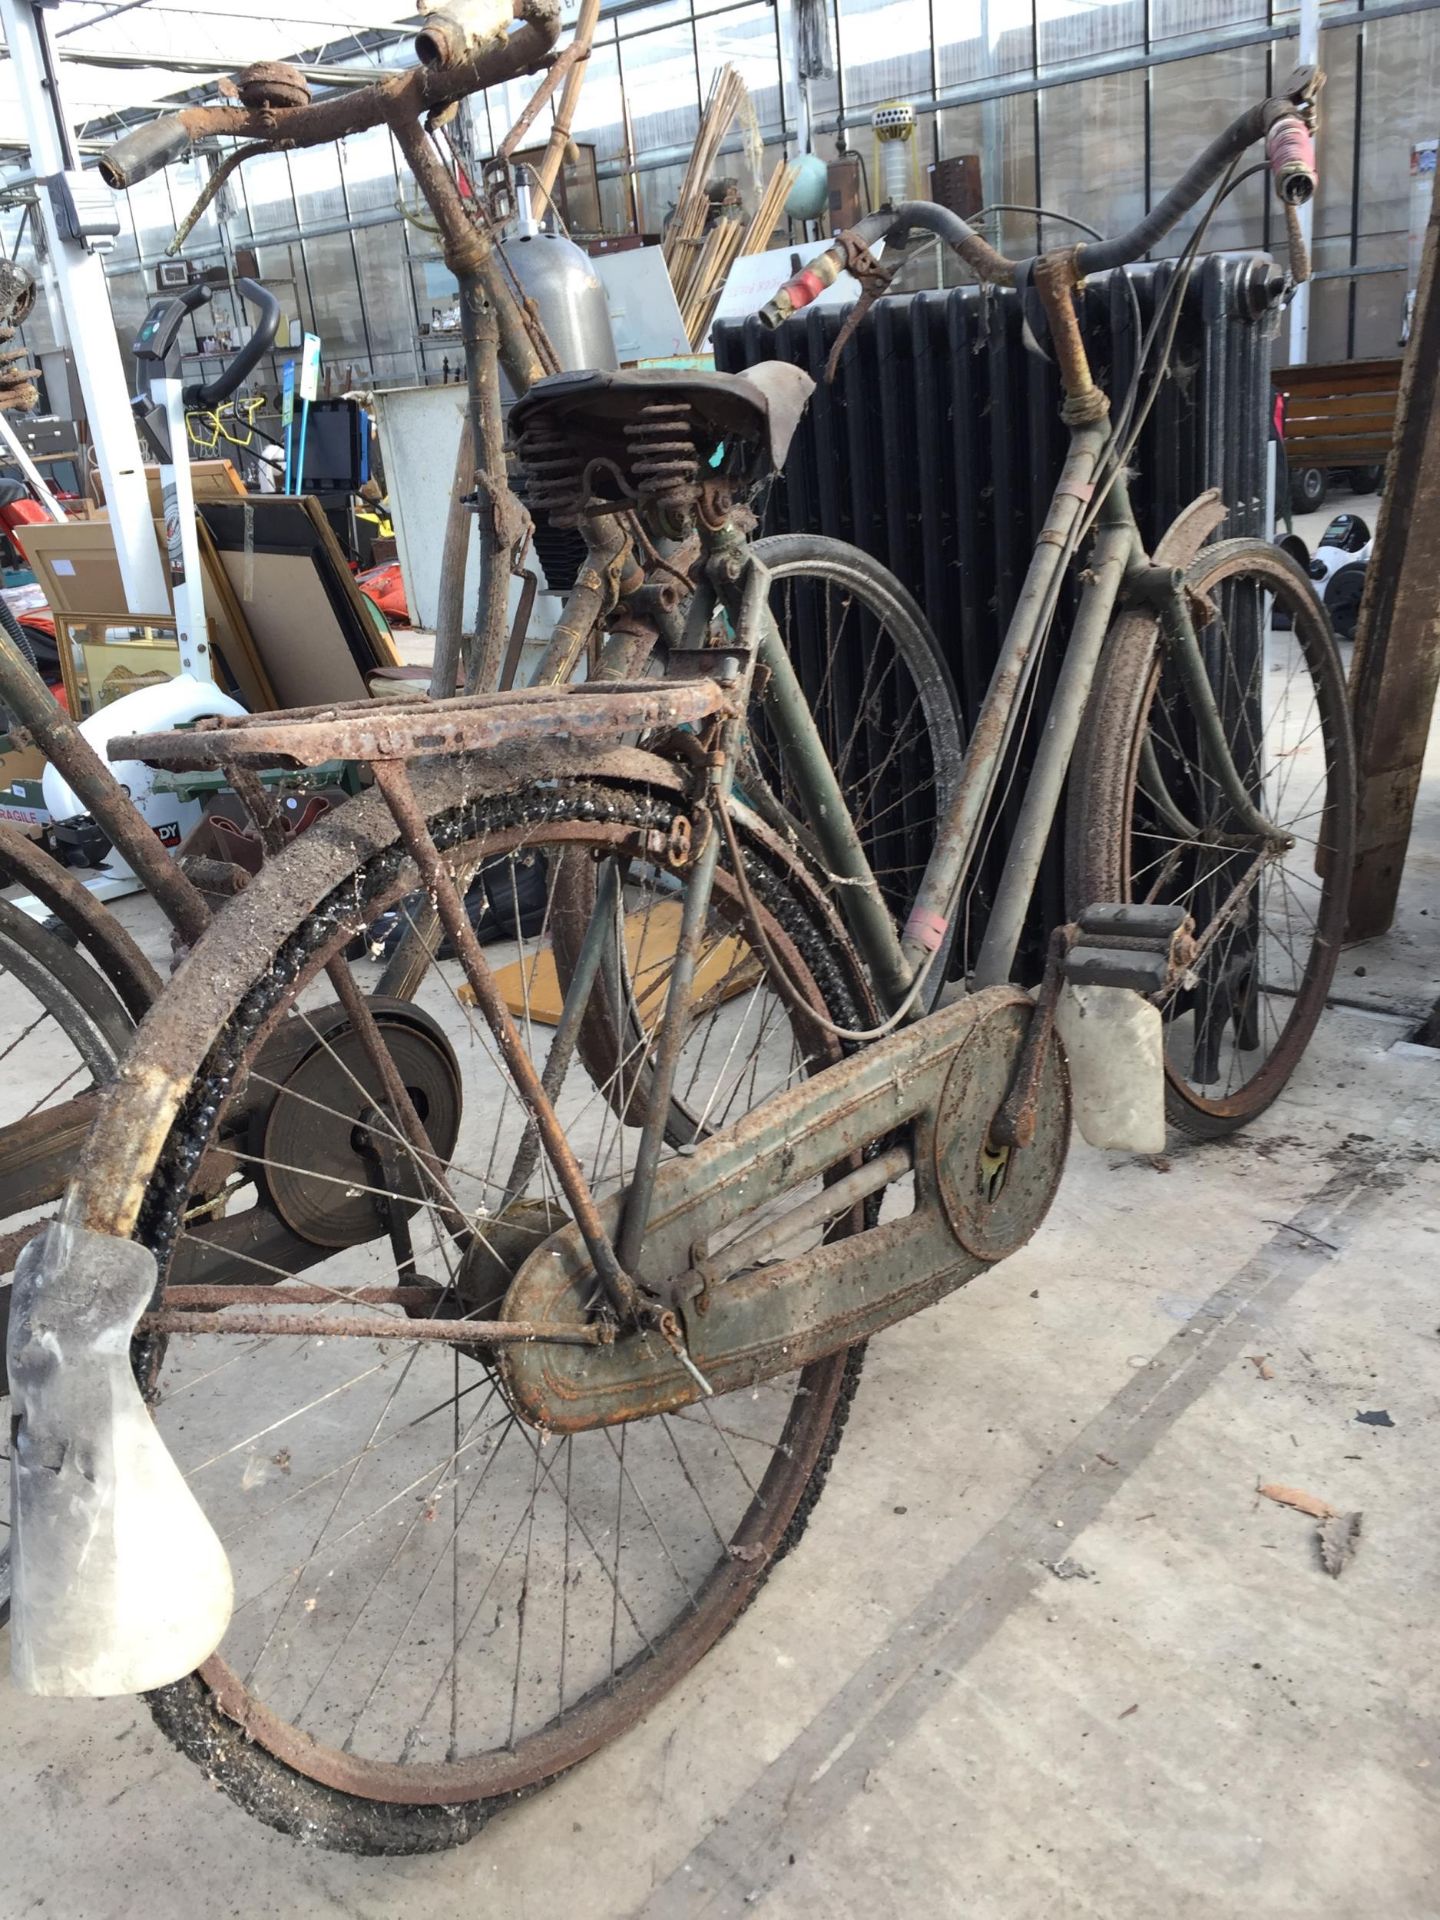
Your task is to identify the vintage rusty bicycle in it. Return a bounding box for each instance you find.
[6,50,1352,1858]
[0,0,958,1634]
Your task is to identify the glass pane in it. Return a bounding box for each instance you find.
[125,171,178,263]
[1353,233,1407,358]
[939,92,1037,257]
[1151,0,1266,46]
[1314,24,1358,243]
[620,24,701,159]
[1035,0,1142,70]
[939,0,1034,88]
[569,36,625,149]
[167,152,221,258]
[695,4,783,137]
[1039,68,1145,249]
[341,126,402,216]
[237,149,299,238]
[299,231,367,376]
[353,221,417,364]
[1305,263,1351,363]
[838,0,935,113]
[288,146,347,229]
[1150,46,1267,256]
[1357,10,1440,247]
[104,268,153,363]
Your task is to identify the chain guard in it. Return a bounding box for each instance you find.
[501,986,1070,1431]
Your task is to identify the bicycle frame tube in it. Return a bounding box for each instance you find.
[753,612,914,1009]
[897,418,1112,988]
[971,474,1141,988]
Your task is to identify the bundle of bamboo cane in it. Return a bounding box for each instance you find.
[663,64,746,308]
[679,154,800,348]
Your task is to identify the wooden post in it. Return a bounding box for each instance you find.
[1346,161,1440,939]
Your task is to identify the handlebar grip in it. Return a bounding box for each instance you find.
[758,246,846,331]
[1267,114,1317,206]
[99,114,192,191]
[182,278,282,409]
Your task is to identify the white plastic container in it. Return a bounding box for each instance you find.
[1054,982,1167,1154]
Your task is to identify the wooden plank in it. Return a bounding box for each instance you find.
[1283,391,1400,421]
[1283,436,1393,464]
[1273,357,1404,397]
[1346,163,1440,939]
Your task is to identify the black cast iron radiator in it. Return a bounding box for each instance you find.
[713,254,1286,978]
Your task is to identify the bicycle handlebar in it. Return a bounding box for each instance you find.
[98,0,561,191]
[183,279,281,409]
[759,67,1321,329]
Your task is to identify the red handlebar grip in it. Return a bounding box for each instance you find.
[758,246,847,330]
[1266,116,1317,205]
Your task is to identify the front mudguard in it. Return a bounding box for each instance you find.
[7,1217,232,1696]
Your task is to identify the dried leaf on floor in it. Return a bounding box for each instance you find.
[1044,1557,1095,1581]
[1258,1480,1336,1520]
[1318,1511,1363,1577]
[1247,1355,1275,1380]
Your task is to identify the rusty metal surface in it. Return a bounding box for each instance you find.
[1033,250,1106,420]
[112,680,733,772]
[103,2,561,180]
[162,1284,438,1309]
[138,1310,602,1344]
[0,826,161,1020]
[989,926,1074,1152]
[234,60,310,111]
[373,759,642,1323]
[935,999,1069,1259]
[64,754,678,1241]
[501,987,1071,1431]
[1347,163,1440,938]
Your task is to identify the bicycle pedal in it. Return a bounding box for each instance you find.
[1064,902,1194,997]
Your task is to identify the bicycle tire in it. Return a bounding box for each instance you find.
[54,767,877,1851]
[0,901,136,1627]
[1067,537,1356,1138]
[551,535,962,1134]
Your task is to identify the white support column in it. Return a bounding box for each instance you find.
[0,0,167,613]
[1286,0,1321,366]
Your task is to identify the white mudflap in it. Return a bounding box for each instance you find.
[1054,982,1167,1154]
[8,1218,233,1696]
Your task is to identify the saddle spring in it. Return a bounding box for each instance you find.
[512,401,703,528]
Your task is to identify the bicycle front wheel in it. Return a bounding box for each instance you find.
[69,766,876,1851]
[550,537,961,1132]
[1067,538,1356,1137]
[746,534,962,934]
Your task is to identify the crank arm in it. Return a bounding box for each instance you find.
[501,986,1071,1431]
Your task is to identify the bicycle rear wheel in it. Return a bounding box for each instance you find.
[1067,538,1356,1137]
[66,767,875,1851]
[0,897,136,1625]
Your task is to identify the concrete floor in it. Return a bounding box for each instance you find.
[4,487,1439,1917]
